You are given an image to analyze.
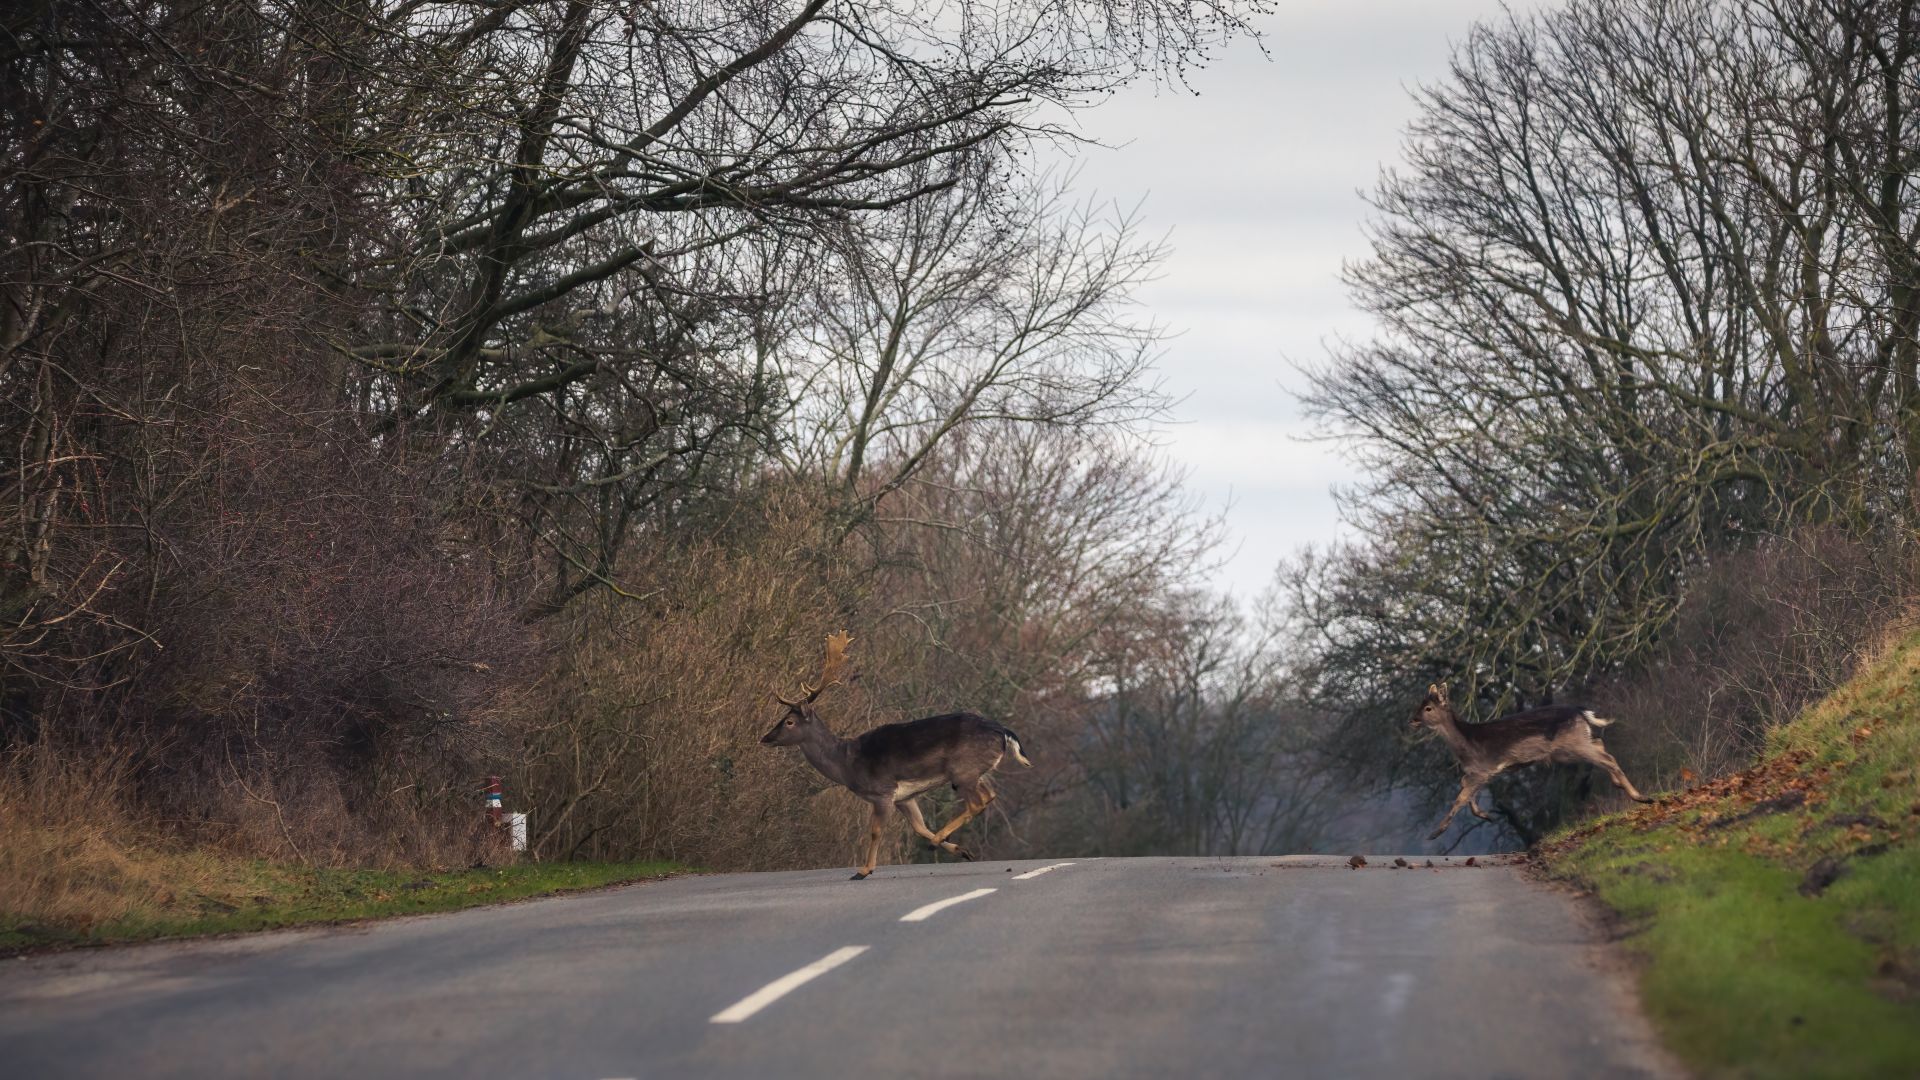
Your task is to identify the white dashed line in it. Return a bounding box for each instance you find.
[1012,862,1075,880]
[709,945,869,1024]
[898,887,997,922]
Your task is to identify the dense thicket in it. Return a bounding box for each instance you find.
[1291,0,1920,845]
[4,0,1347,868]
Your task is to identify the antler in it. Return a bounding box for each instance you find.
[776,630,853,707]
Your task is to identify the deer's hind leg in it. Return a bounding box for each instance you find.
[1582,744,1652,803]
[851,800,894,881]
[928,778,994,851]
[900,798,968,859]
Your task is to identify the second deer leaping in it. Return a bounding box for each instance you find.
[761,631,1031,880]
[1411,683,1654,840]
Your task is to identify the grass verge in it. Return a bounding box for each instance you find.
[1542,631,1920,1079]
[0,856,682,954]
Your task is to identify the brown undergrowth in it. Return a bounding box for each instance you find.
[0,744,514,942]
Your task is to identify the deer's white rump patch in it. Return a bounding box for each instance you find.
[1006,735,1032,767]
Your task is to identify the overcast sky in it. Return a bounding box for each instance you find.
[1053,0,1516,602]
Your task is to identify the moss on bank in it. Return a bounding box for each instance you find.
[1544,632,1920,1078]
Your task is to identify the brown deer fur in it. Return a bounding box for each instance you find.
[762,633,1031,880]
[1411,683,1652,841]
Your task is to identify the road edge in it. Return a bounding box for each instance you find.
[0,866,699,963]
[1522,856,1692,1079]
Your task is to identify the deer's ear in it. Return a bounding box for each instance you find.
[1428,683,1447,704]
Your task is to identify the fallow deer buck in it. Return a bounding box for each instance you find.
[1411,683,1653,840]
[761,632,1031,880]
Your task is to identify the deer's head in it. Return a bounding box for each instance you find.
[1410,683,1455,730]
[762,630,852,746]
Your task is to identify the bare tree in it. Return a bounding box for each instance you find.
[783,167,1169,521]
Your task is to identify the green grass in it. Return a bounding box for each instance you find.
[0,858,683,954]
[1545,632,1920,1079]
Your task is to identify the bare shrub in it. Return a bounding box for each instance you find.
[522,494,870,870]
[0,745,166,932]
[4,367,539,870]
[1596,529,1919,793]
[519,424,1250,871]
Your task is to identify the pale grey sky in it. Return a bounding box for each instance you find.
[1059,0,1516,601]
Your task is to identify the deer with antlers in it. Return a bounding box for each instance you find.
[1411,683,1653,840]
[761,632,1031,880]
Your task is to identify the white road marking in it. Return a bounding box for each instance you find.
[709,946,869,1024]
[1012,862,1075,880]
[898,887,998,922]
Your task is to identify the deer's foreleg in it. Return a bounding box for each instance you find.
[900,799,969,859]
[1430,776,1484,840]
[851,801,893,881]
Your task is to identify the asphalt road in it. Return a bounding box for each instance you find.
[0,856,1677,1079]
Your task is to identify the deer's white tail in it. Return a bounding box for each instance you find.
[1582,709,1614,729]
[1005,733,1032,767]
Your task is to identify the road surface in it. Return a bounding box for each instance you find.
[0,855,1677,1078]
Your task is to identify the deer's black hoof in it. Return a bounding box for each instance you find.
[850,871,870,881]
[954,847,976,861]
[1428,826,1447,840]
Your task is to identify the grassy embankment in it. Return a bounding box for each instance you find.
[0,853,681,954]
[1545,631,1920,1078]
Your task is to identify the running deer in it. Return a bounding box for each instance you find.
[760,631,1031,880]
[1411,683,1652,840]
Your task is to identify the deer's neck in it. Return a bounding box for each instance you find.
[797,725,857,789]
[1431,710,1479,764]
